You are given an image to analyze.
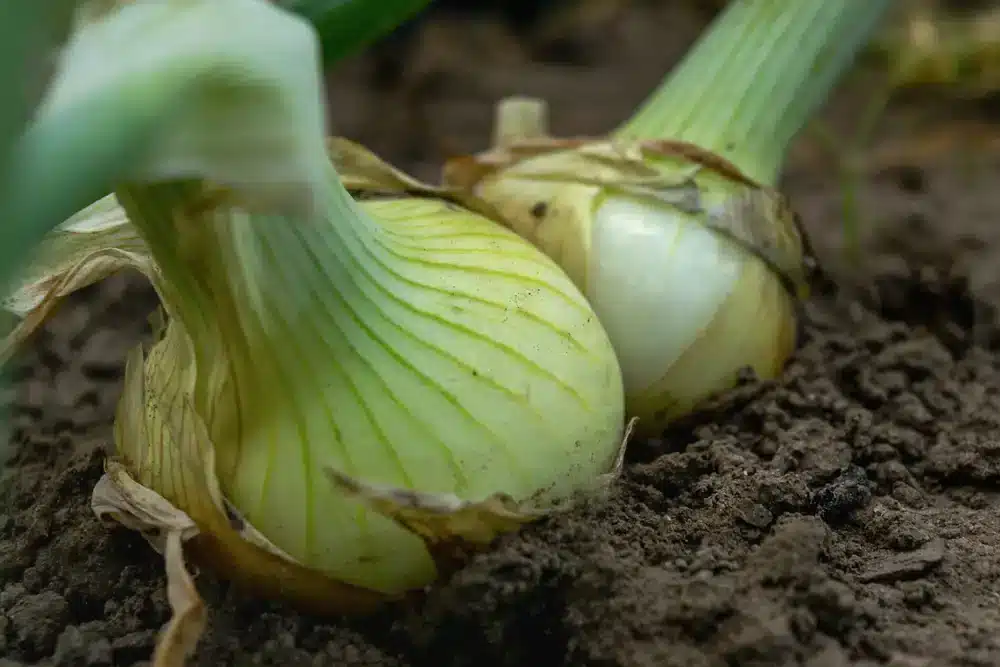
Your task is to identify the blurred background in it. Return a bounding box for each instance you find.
[325,0,1000,176]
[318,0,1000,293]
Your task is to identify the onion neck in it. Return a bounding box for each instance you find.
[615,0,890,185]
[114,172,376,437]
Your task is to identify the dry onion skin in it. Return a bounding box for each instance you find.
[2,0,626,631]
[440,0,892,435]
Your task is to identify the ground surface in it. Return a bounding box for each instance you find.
[5,2,1000,666]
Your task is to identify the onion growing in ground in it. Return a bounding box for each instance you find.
[0,0,894,663]
[440,0,892,434]
[2,0,625,636]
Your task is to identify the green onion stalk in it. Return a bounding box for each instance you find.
[442,0,892,435]
[2,0,625,626]
[0,0,433,302]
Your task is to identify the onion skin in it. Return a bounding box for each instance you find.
[588,193,799,427]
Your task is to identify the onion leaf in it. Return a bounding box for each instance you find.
[280,0,431,65]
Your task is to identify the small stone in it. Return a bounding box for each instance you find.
[737,502,774,529]
[859,538,945,583]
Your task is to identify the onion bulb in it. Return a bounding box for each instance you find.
[441,99,808,434]
[2,0,625,616]
[4,163,626,611]
[4,162,626,610]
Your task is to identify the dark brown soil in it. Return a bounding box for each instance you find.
[6,3,1000,666]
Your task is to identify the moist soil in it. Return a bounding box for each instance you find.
[6,3,1000,666]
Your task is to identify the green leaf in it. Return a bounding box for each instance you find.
[0,79,175,294]
[0,1,78,172]
[0,0,333,293]
[0,1,81,459]
[281,0,431,65]
[0,1,80,290]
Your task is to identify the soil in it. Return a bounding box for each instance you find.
[6,2,1000,666]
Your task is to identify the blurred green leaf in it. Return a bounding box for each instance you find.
[0,1,80,294]
[0,0,333,293]
[282,0,431,64]
[0,78,175,294]
[0,1,78,180]
[0,1,79,449]
[0,0,417,294]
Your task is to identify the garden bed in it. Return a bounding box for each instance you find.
[4,2,1000,665]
